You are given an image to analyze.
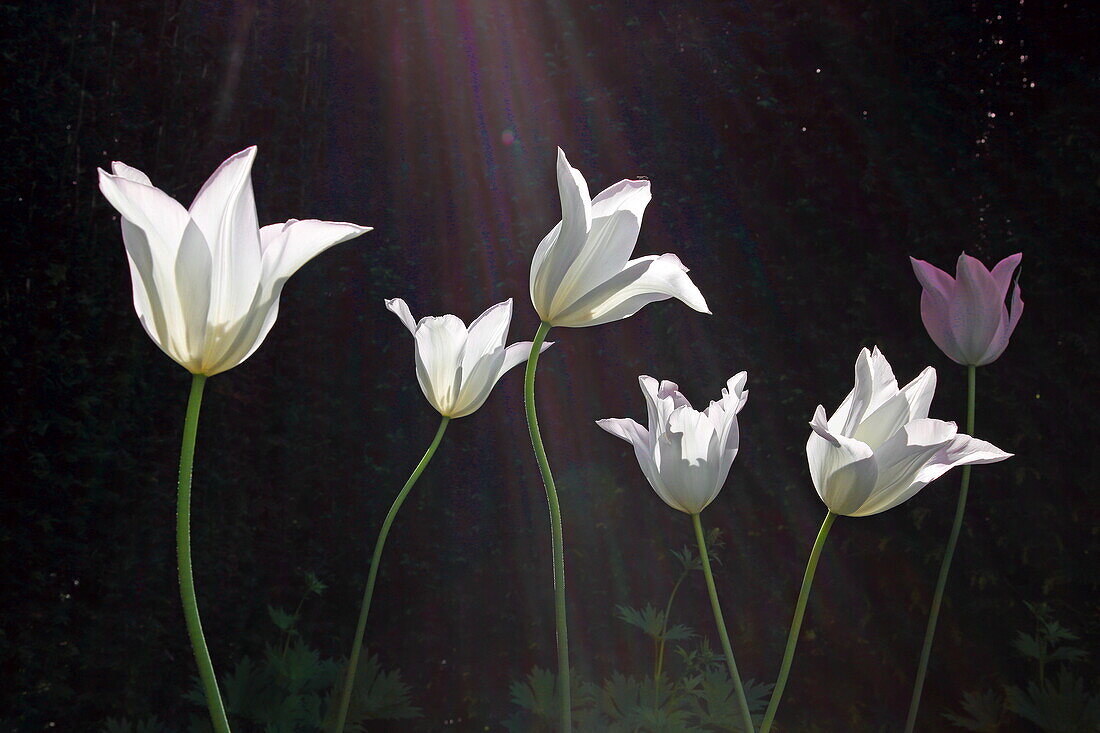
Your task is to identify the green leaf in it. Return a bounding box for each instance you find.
[943,689,1005,731]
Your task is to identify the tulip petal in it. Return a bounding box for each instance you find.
[806,427,877,515]
[174,218,214,370]
[655,423,720,515]
[979,281,1024,365]
[384,297,418,334]
[911,257,964,363]
[831,348,874,437]
[851,418,958,516]
[597,417,649,446]
[949,254,1003,364]
[260,219,372,292]
[600,416,677,511]
[413,315,468,415]
[914,432,1013,487]
[111,161,153,186]
[899,366,937,422]
[188,147,264,328]
[551,253,710,328]
[462,300,513,370]
[989,253,1023,299]
[549,180,652,314]
[529,148,593,315]
[496,340,552,381]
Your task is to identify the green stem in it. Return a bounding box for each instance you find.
[177,374,231,733]
[759,511,837,733]
[333,415,450,733]
[524,321,572,732]
[904,364,977,732]
[655,569,689,686]
[692,513,755,733]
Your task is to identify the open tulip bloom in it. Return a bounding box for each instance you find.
[599,373,756,732]
[759,347,1011,733]
[905,253,1022,731]
[97,146,370,733]
[523,149,712,731]
[331,298,548,732]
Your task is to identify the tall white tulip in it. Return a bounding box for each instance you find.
[529,148,710,327]
[98,146,371,375]
[598,373,747,515]
[807,346,1011,516]
[385,298,549,418]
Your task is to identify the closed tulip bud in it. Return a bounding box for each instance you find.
[598,373,747,515]
[807,347,1011,516]
[529,148,710,327]
[385,298,549,418]
[98,146,371,375]
[910,252,1023,366]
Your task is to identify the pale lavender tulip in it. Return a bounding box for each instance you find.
[98,147,371,375]
[910,252,1023,366]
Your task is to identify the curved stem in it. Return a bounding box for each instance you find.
[759,510,837,733]
[692,513,755,733]
[177,374,231,733]
[524,321,572,732]
[333,415,450,733]
[904,364,976,732]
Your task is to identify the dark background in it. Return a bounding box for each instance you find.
[2,0,1097,730]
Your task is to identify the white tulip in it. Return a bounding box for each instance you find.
[386,298,549,418]
[807,347,1011,516]
[529,148,710,327]
[598,373,748,514]
[98,146,371,376]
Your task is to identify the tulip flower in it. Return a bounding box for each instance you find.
[333,298,548,732]
[806,346,1010,517]
[385,297,549,418]
[97,146,369,733]
[529,147,710,328]
[523,149,712,731]
[760,346,1011,733]
[598,373,755,733]
[905,252,1022,732]
[597,373,748,515]
[910,252,1023,367]
[98,146,371,376]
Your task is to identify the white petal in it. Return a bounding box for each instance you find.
[188,147,264,328]
[806,429,877,515]
[913,432,1013,487]
[111,161,153,186]
[496,339,552,381]
[864,346,901,414]
[413,315,468,415]
[851,419,958,516]
[260,219,372,292]
[98,169,190,259]
[597,417,649,446]
[899,366,937,421]
[600,416,678,512]
[529,148,593,316]
[655,422,722,514]
[173,218,214,371]
[462,300,513,373]
[831,348,874,437]
[384,298,418,334]
[852,390,913,450]
[550,253,710,328]
[548,180,652,315]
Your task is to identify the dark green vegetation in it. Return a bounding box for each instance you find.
[2,1,1097,730]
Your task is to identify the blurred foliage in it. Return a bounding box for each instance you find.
[0,0,1097,730]
[946,603,1100,732]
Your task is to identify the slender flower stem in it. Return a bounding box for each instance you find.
[333,416,450,733]
[524,321,571,732]
[759,510,837,733]
[177,374,231,733]
[692,513,755,733]
[904,364,977,732]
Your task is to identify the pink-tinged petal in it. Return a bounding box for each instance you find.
[597,417,650,447]
[384,298,418,334]
[979,280,1024,365]
[949,253,1004,364]
[550,253,710,327]
[989,253,1023,300]
[911,257,955,297]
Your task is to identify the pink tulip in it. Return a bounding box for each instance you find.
[910,252,1023,366]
